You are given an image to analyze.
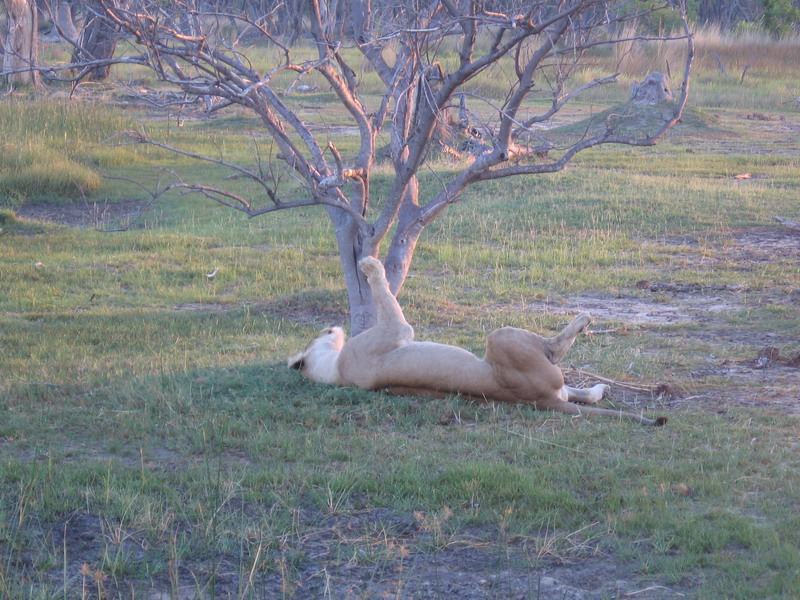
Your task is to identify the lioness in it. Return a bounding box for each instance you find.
[289,257,666,426]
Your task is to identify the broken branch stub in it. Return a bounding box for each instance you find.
[630,72,673,105]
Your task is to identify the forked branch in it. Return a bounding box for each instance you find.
[14,0,695,332]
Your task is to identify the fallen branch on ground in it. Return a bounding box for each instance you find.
[564,367,678,398]
[774,216,800,232]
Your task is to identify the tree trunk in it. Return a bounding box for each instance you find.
[52,0,80,43]
[73,1,118,81]
[2,0,40,88]
[384,177,423,296]
[327,205,375,336]
[331,176,427,334]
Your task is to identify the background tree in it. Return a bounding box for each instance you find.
[2,0,40,87]
[689,0,758,29]
[45,0,80,42]
[55,1,693,333]
[70,0,124,80]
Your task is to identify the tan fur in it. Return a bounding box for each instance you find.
[288,258,666,426]
[287,327,345,385]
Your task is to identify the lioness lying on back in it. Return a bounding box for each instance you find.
[289,257,666,426]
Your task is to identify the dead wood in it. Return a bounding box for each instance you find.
[754,346,800,369]
[564,368,679,399]
[774,216,800,232]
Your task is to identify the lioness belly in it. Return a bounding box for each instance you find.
[369,342,504,398]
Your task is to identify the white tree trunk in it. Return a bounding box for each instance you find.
[2,0,40,87]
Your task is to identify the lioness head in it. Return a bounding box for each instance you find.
[287,326,346,384]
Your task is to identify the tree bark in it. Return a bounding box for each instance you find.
[328,204,376,334]
[384,178,423,296]
[2,0,40,87]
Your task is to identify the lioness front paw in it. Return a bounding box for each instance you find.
[359,256,385,280]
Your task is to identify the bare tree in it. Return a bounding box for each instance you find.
[3,0,41,87]
[54,1,694,333]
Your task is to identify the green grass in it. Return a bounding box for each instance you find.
[0,98,145,204]
[1,33,800,599]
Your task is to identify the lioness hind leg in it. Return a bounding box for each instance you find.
[564,383,609,405]
[544,312,592,364]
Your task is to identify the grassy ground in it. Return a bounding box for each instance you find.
[2,33,800,599]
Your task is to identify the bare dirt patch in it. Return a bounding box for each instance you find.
[509,226,800,415]
[545,227,797,324]
[15,199,151,229]
[526,290,741,326]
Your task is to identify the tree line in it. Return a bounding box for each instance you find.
[1,0,797,89]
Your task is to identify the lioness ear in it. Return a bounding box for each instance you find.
[287,352,305,370]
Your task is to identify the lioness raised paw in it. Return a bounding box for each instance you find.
[359,256,385,281]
